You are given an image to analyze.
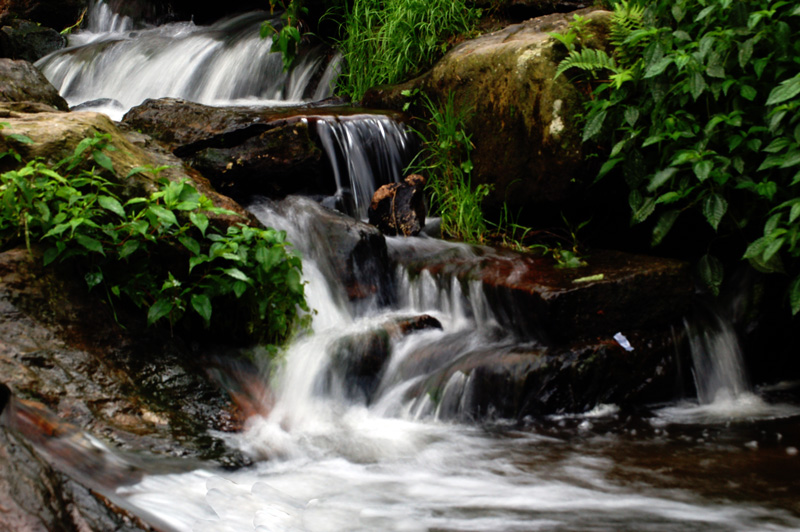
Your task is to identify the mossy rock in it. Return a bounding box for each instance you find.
[365,9,611,221]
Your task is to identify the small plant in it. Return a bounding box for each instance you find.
[261,0,309,71]
[407,91,490,244]
[0,129,308,343]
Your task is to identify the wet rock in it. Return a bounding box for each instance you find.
[271,195,395,305]
[0,247,246,465]
[368,174,427,237]
[393,244,692,343]
[329,314,442,401]
[0,58,67,110]
[406,327,686,420]
[363,9,611,219]
[0,18,65,61]
[123,98,333,201]
[0,0,87,31]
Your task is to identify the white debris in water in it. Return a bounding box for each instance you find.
[583,403,620,418]
[613,332,634,352]
[745,440,759,450]
[787,447,798,456]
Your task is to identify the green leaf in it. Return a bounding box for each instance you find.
[624,107,639,127]
[647,167,678,192]
[689,71,707,100]
[790,276,800,315]
[790,203,800,224]
[98,195,126,218]
[738,39,754,69]
[702,193,727,231]
[119,239,140,259]
[178,235,201,255]
[43,247,60,266]
[693,160,713,182]
[651,209,680,246]
[233,281,248,299]
[644,57,673,78]
[763,237,785,263]
[92,150,114,173]
[743,236,768,259]
[286,268,303,295]
[148,205,178,227]
[698,254,723,297]
[739,85,757,101]
[190,293,212,325]
[766,75,800,105]
[582,109,607,142]
[85,271,103,289]
[189,212,209,236]
[223,268,251,282]
[75,234,105,255]
[147,298,173,325]
[6,133,34,145]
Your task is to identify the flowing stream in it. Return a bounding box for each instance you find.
[29,2,800,530]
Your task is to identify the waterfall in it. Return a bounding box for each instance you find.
[687,312,751,405]
[316,116,417,220]
[36,2,338,120]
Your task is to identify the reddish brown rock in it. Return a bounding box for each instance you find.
[368,174,427,237]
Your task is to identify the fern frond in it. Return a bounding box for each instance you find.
[610,0,647,67]
[554,48,619,80]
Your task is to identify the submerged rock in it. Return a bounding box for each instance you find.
[0,58,67,110]
[364,9,611,219]
[368,174,427,237]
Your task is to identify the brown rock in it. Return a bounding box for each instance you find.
[0,58,67,110]
[368,173,427,236]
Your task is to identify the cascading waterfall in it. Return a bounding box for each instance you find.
[18,1,800,529]
[36,1,339,120]
[316,116,417,219]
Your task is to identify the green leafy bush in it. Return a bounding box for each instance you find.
[261,0,309,71]
[0,129,308,343]
[336,0,481,101]
[556,0,800,311]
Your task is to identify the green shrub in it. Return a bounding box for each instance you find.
[336,0,481,101]
[556,0,800,311]
[0,128,308,343]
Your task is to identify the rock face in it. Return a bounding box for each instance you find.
[368,174,427,237]
[363,9,611,219]
[0,58,68,110]
[0,18,65,62]
[0,0,87,31]
[124,98,333,201]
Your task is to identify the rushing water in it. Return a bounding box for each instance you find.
[25,2,800,530]
[36,0,339,120]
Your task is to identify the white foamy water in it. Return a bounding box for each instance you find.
[36,2,339,120]
[114,200,800,532]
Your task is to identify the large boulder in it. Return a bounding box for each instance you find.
[0,18,65,61]
[363,9,611,220]
[0,58,67,110]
